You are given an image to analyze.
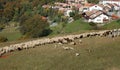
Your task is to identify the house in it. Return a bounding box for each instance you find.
[89,4,104,11]
[112,3,120,10]
[99,0,120,6]
[66,0,88,5]
[79,3,94,12]
[54,2,71,8]
[82,10,110,23]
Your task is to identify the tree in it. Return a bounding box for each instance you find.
[20,14,51,38]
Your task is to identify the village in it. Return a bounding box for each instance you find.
[42,0,120,23]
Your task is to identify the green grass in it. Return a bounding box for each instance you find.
[0,37,120,70]
[102,20,120,30]
[0,27,22,41]
[63,19,92,33]
[0,31,22,41]
[50,19,92,35]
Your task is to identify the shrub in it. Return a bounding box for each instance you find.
[0,36,8,43]
[73,14,82,20]
[20,14,52,38]
[89,22,100,30]
[0,23,5,31]
[117,19,120,23]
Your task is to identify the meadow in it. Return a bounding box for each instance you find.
[0,36,120,70]
[0,26,22,41]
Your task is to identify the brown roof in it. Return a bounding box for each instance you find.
[84,10,109,19]
[85,10,98,17]
[97,4,105,8]
[104,6,111,11]
[89,11,103,19]
[113,3,119,7]
[107,3,114,7]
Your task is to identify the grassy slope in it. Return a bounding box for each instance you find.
[63,19,92,33]
[102,20,120,30]
[0,37,120,70]
[1,19,119,42]
[0,27,22,41]
[50,19,92,35]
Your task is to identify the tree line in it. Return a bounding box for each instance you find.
[0,0,65,38]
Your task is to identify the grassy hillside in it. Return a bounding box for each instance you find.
[51,19,92,35]
[0,37,120,70]
[102,20,120,30]
[0,27,22,41]
[63,19,92,33]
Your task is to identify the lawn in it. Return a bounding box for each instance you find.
[0,37,120,70]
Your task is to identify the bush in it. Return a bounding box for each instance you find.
[20,14,52,38]
[0,36,8,43]
[89,22,100,30]
[117,19,120,23]
[0,23,5,31]
[69,12,75,17]
[73,14,82,20]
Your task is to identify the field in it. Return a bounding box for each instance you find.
[50,19,93,35]
[102,20,120,30]
[0,36,120,70]
[0,26,22,41]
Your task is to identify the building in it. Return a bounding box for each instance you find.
[82,10,110,23]
[66,0,88,5]
[99,0,120,6]
[89,4,104,11]
[79,3,94,12]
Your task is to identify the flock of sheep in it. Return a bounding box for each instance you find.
[0,29,120,57]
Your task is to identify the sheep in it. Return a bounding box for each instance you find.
[75,53,79,56]
[2,46,10,53]
[70,42,76,45]
[1,28,120,56]
[62,46,74,50]
[0,50,6,57]
[61,39,68,44]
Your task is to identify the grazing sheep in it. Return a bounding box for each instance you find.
[62,46,70,50]
[1,28,120,56]
[79,40,82,44]
[75,53,79,56]
[70,42,76,45]
[61,39,68,44]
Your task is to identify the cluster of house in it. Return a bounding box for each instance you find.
[42,0,120,23]
[82,0,120,23]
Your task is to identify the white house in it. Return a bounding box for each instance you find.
[88,13,109,23]
[89,4,104,11]
[83,10,110,23]
[82,7,89,12]
[112,3,120,10]
[99,0,120,6]
[66,0,88,4]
